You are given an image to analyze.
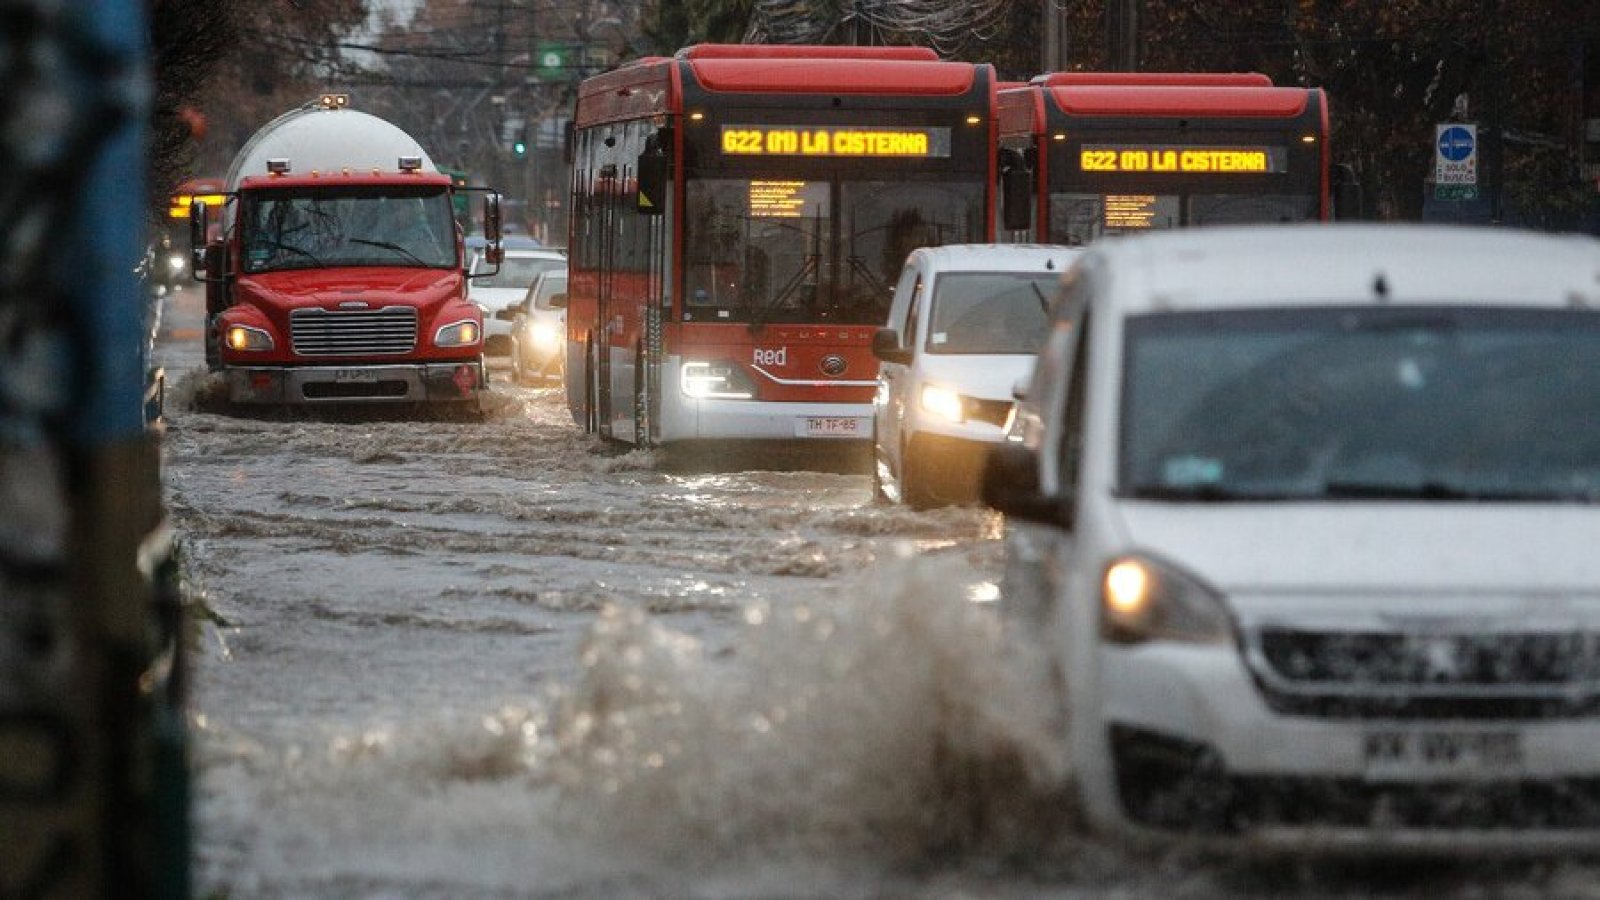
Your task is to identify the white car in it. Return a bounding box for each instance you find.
[985,224,1600,851]
[467,247,565,355]
[506,268,567,384]
[871,244,1080,507]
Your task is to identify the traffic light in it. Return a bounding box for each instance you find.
[513,132,528,158]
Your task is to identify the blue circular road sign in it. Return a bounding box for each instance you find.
[1438,126,1475,161]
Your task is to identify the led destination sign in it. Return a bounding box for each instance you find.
[721,125,951,158]
[1080,145,1285,174]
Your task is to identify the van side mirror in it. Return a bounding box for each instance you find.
[871,327,912,365]
[1001,149,1033,233]
[549,292,567,309]
[483,192,505,265]
[981,443,1074,528]
[1331,163,1362,221]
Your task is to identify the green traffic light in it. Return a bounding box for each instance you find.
[513,141,527,156]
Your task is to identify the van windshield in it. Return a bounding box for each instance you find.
[241,186,457,273]
[1120,307,1600,502]
[926,272,1060,354]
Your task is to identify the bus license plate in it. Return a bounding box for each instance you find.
[334,368,379,384]
[801,416,864,438]
[1362,729,1523,778]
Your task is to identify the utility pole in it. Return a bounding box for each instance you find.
[1106,0,1140,72]
[1043,0,1071,72]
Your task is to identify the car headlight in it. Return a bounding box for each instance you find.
[224,324,274,351]
[681,361,755,399]
[920,384,965,423]
[167,253,187,272]
[530,321,561,350]
[1100,554,1232,645]
[435,318,480,347]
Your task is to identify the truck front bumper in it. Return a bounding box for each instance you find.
[224,361,484,404]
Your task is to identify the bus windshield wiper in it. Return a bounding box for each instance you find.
[1320,480,1597,502]
[350,238,426,266]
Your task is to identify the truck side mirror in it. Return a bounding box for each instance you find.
[1001,149,1032,233]
[1331,163,1362,221]
[189,199,210,277]
[483,192,505,265]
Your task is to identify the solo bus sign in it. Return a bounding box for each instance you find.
[1435,123,1479,201]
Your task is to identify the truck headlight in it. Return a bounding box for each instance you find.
[224,324,274,351]
[919,384,965,423]
[1101,554,1232,645]
[435,319,480,347]
[681,361,754,399]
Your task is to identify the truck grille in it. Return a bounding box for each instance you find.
[291,307,417,356]
[1244,627,1600,720]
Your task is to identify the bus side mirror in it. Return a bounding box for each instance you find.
[638,133,670,217]
[1001,149,1032,233]
[1332,163,1362,221]
[483,192,505,264]
[189,200,210,276]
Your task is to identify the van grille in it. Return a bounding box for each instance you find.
[291,307,417,356]
[1244,627,1600,720]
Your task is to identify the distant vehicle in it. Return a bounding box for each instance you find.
[870,244,1079,507]
[469,247,566,356]
[984,224,1600,851]
[506,268,568,384]
[192,93,504,408]
[994,72,1360,243]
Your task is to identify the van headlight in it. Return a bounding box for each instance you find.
[530,321,562,350]
[1101,554,1232,645]
[435,319,480,347]
[225,324,274,351]
[920,384,965,423]
[681,361,755,399]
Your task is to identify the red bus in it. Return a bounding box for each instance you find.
[567,44,997,447]
[996,72,1358,243]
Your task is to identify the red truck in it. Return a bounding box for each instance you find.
[191,94,503,409]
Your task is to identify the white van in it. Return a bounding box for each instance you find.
[986,224,1600,850]
[871,244,1079,507]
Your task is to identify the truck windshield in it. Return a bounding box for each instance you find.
[241,186,457,273]
[682,177,983,325]
[1120,307,1600,501]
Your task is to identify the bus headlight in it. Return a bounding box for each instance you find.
[919,384,965,423]
[681,361,755,400]
[1101,554,1232,646]
[224,325,274,351]
[435,319,480,347]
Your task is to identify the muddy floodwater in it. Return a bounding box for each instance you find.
[153,290,1600,898]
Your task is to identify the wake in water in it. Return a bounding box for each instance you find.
[535,550,1076,865]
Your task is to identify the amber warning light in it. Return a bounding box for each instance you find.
[1080,145,1285,174]
[721,125,951,158]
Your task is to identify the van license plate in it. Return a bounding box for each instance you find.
[334,369,379,384]
[1363,729,1523,778]
[801,417,863,438]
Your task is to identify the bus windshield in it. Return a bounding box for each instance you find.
[1049,192,1318,245]
[683,177,983,325]
[241,186,457,273]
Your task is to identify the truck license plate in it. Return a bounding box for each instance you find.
[333,369,379,384]
[801,416,863,438]
[1363,729,1523,778]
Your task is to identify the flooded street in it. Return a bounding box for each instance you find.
[152,288,1600,898]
